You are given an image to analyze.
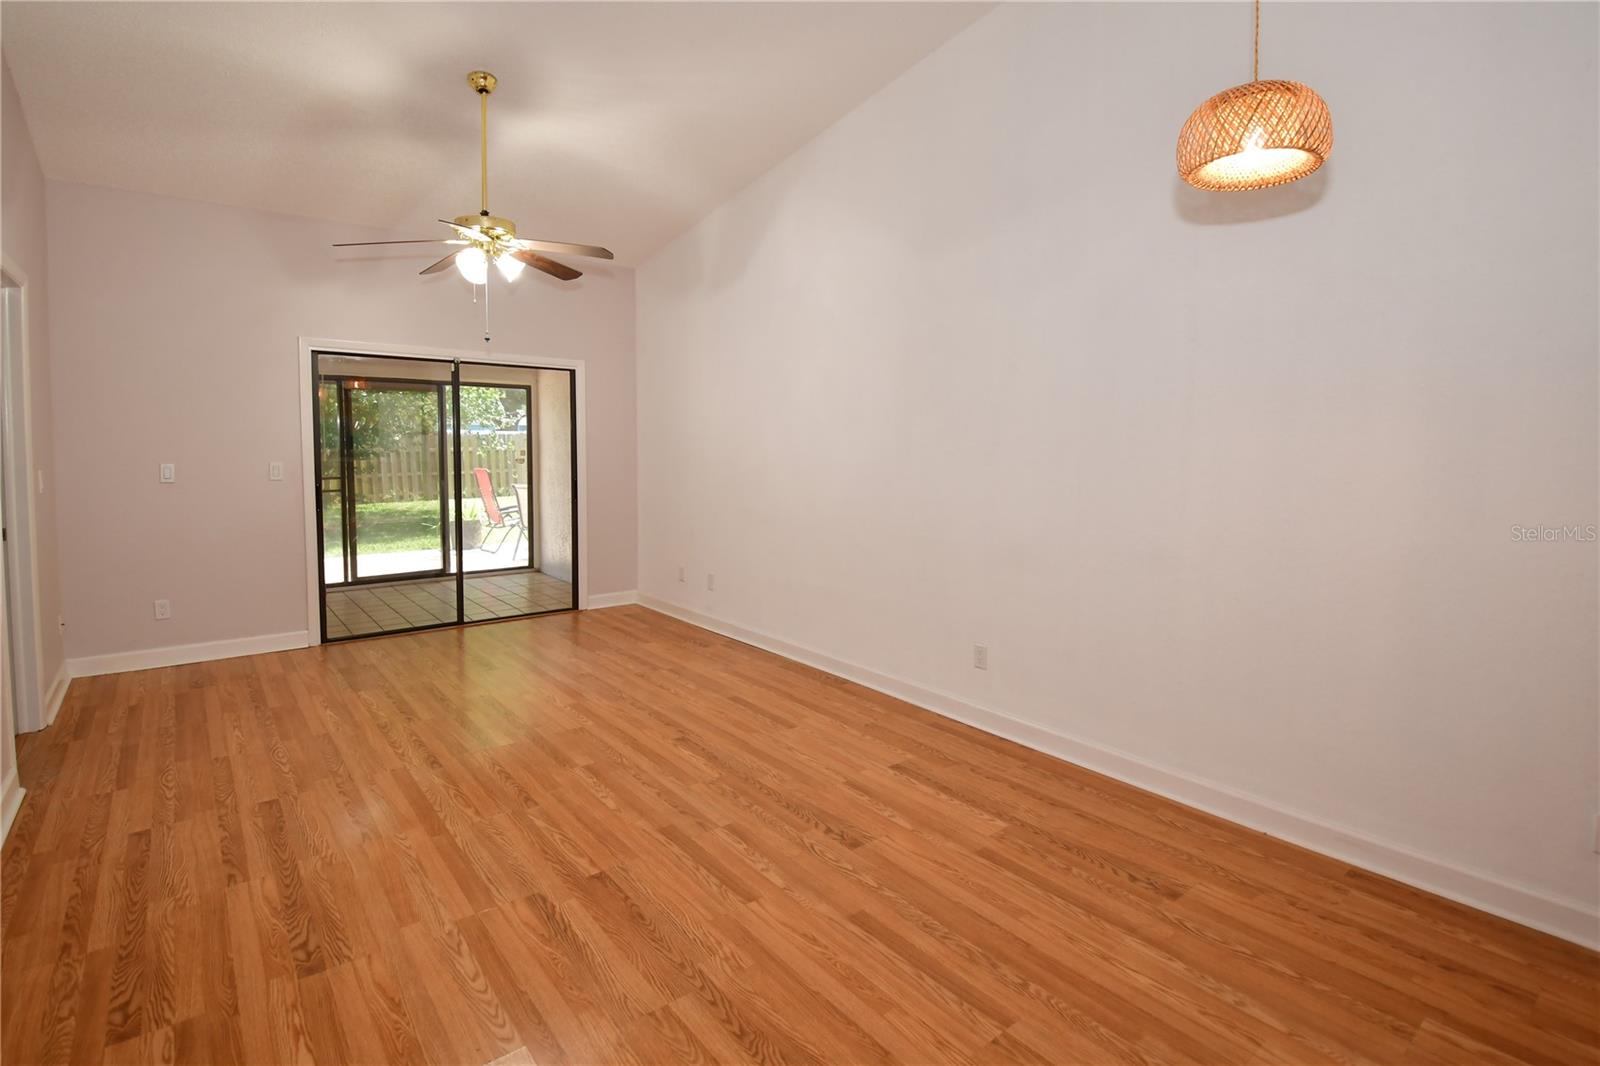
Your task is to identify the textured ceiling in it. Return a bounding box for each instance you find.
[2,2,990,264]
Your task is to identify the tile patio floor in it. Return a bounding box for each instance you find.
[324,569,573,639]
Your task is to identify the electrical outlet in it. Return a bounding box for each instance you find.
[153,599,171,620]
[706,573,715,592]
[973,643,989,670]
[268,461,284,481]
[159,463,176,483]
[678,565,686,583]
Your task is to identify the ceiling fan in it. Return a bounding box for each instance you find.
[333,70,613,287]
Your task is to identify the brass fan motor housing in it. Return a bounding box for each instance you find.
[454,213,517,239]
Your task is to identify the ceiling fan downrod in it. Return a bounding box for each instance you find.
[469,70,496,222]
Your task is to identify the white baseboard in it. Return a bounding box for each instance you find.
[41,664,68,728]
[68,630,312,679]
[638,595,1599,950]
[586,590,639,609]
[1,766,24,842]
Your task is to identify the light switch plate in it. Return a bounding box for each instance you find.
[268,461,284,481]
[159,463,176,483]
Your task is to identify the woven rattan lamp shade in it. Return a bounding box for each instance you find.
[1177,79,1333,190]
[1176,0,1333,191]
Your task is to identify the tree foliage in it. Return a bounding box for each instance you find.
[321,384,525,460]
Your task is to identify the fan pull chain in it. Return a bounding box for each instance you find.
[483,274,491,345]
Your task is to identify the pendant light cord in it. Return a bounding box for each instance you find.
[1253,0,1261,81]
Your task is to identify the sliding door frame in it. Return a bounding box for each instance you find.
[297,337,590,645]
[317,374,455,586]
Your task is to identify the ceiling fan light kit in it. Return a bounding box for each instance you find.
[1177,0,1333,191]
[331,69,614,341]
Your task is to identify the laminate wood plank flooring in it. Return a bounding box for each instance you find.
[3,606,1595,1065]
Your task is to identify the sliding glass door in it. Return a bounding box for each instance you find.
[324,379,451,583]
[458,381,532,575]
[312,351,577,641]
[458,363,577,621]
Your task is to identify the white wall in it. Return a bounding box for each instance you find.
[47,180,636,662]
[637,2,1599,941]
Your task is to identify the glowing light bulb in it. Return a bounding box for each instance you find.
[1191,147,1317,187]
[454,246,488,285]
[495,252,525,282]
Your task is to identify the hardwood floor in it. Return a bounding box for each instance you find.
[3,606,1595,1066]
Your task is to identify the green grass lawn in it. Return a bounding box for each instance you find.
[353,499,446,551]
[323,498,509,554]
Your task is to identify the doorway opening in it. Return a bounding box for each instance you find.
[312,350,577,641]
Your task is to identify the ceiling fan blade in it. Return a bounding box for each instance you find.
[332,238,460,247]
[511,250,582,281]
[438,218,482,235]
[515,238,614,261]
[420,253,459,275]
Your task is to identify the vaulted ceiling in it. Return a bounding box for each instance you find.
[2,2,989,264]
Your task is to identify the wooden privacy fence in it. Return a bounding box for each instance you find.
[350,432,526,502]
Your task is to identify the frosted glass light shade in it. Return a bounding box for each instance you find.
[495,253,525,282]
[1177,79,1332,191]
[454,246,489,285]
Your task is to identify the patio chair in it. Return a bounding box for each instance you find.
[472,467,522,556]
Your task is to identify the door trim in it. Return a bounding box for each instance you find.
[297,337,591,644]
[1,259,46,735]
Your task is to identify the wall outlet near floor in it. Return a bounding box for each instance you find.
[268,461,284,481]
[678,565,686,583]
[153,599,171,620]
[706,572,715,591]
[159,463,176,483]
[973,643,989,670]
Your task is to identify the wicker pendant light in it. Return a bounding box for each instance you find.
[1177,0,1332,191]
